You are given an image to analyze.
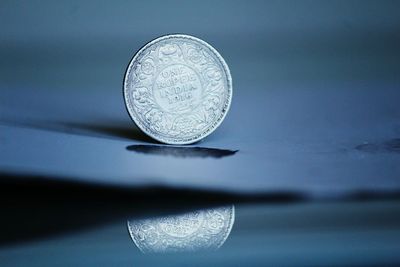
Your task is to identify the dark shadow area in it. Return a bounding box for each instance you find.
[355,138,400,153]
[1,171,400,247]
[126,145,238,158]
[0,171,304,247]
[0,119,155,143]
[60,121,155,143]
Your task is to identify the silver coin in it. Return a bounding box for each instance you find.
[127,205,235,253]
[123,34,232,144]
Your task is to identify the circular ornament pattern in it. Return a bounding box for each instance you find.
[123,34,232,144]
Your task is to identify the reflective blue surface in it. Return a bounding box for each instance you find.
[1,201,400,266]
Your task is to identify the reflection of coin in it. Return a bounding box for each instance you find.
[123,34,232,145]
[127,206,235,253]
[158,211,203,238]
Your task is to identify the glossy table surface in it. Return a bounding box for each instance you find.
[1,199,400,267]
[1,84,400,197]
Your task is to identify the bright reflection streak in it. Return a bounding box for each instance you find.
[127,205,235,253]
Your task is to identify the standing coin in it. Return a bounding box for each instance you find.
[123,34,232,145]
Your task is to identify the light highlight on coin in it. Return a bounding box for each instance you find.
[123,34,232,144]
[127,206,235,253]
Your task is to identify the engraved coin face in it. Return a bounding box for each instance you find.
[123,34,232,144]
[127,206,235,253]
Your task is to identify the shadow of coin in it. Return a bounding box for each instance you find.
[355,138,400,153]
[126,144,238,158]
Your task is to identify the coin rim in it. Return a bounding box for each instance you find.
[123,34,233,145]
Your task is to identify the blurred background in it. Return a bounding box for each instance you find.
[1,0,399,91]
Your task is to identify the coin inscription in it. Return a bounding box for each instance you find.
[123,34,232,144]
[153,64,202,114]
